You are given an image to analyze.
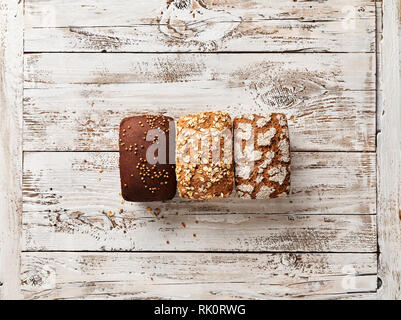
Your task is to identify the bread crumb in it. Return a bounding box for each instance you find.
[258,152,275,173]
[277,114,287,126]
[278,139,290,163]
[256,176,264,184]
[236,165,252,180]
[256,115,271,128]
[268,165,288,185]
[277,192,289,198]
[237,184,254,194]
[257,128,276,147]
[236,123,253,141]
[237,191,252,199]
[255,186,275,199]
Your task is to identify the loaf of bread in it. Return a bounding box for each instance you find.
[176,111,234,200]
[119,115,176,202]
[234,113,291,199]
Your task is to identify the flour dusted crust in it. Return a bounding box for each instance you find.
[176,111,234,200]
[234,113,291,199]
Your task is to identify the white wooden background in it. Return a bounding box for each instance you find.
[0,0,400,300]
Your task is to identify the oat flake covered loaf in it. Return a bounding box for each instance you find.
[176,111,234,200]
[119,115,176,202]
[234,113,291,199]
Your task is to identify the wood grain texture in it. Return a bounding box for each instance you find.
[377,0,401,300]
[24,52,375,89]
[25,0,376,27]
[20,252,377,300]
[23,53,376,152]
[23,87,375,152]
[17,0,381,300]
[25,21,375,54]
[0,0,23,300]
[22,152,376,252]
[376,0,383,133]
[24,0,375,53]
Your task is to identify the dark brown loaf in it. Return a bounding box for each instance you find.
[234,113,291,199]
[176,111,234,200]
[119,115,176,202]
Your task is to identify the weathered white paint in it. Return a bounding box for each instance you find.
[23,52,376,152]
[376,0,383,133]
[23,151,376,215]
[24,0,375,52]
[24,0,376,27]
[24,52,375,90]
[24,21,375,53]
[23,212,377,252]
[23,85,376,153]
[0,0,381,300]
[21,252,377,300]
[22,152,376,252]
[377,0,401,300]
[0,0,23,300]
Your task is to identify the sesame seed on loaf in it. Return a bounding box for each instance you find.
[234,113,291,199]
[176,111,234,200]
[119,115,176,202]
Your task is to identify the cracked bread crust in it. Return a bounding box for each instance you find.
[176,111,234,200]
[234,113,291,199]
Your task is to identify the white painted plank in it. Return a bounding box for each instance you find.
[21,252,377,300]
[23,86,375,152]
[376,0,383,133]
[18,0,380,300]
[23,0,376,53]
[0,0,23,300]
[22,152,376,252]
[24,20,375,53]
[23,212,377,252]
[377,0,401,300]
[23,52,376,152]
[24,53,375,90]
[24,0,376,28]
[23,151,376,216]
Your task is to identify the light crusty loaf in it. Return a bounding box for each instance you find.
[176,111,234,200]
[119,115,176,202]
[234,113,291,199]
